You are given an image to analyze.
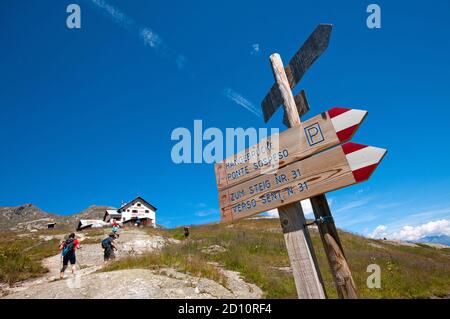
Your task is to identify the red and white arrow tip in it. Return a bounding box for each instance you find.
[342,142,387,182]
[328,107,368,142]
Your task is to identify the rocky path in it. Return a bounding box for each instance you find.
[2,229,262,299]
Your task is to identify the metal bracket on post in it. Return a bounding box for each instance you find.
[304,216,334,227]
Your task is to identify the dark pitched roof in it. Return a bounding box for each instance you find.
[118,196,157,212]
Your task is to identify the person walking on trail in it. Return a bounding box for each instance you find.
[59,233,80,279]
[102,233,118,262]
[111,219,120,237]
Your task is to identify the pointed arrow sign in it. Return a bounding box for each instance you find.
[219,142,386,222]
[261,24,333,123]
[215,107,367,190]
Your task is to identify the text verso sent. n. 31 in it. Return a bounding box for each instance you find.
[215,108,368,191]
[219,142,386,222]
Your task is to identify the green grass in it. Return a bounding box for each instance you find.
[2,219,449,299]
[0,228,84,285]
[102,242,227,286]
[178,221,298,298]
[105,219,450,299]
[0,232,60,284]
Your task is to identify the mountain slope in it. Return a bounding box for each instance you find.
[417,235,450,247]
[162,219,450,298]
[0,204,115,232]
[0,204,62,232]
[0,218,448,298]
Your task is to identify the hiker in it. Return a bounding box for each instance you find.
[111,219,120,237]
[184,226,190,239]
[102,233,118,262]
[59,233,80,279]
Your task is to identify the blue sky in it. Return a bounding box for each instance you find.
[1,1,449,240]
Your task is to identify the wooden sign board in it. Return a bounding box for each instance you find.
[262,24,332,122]
[219,142,386,222]
[215,108,367,190]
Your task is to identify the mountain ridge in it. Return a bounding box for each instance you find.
[0,204,115,231]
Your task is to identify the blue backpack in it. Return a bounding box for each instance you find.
[62,238,75,257]
[101,237,112,249]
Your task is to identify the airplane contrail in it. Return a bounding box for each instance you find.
[223,87,261,118]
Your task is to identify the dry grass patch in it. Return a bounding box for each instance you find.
[0,235,60,284]
[160,219,450,299]
[102,242,227,286]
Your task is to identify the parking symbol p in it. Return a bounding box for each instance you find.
[304,122,324,146]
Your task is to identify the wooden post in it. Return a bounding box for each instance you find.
[296,89,358,298]
[270,53,326,299]
[310,194,358,298]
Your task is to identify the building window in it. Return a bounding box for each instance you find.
[145,210,149,213]
[137,203,141,207]
[132,210,138,213]
[127,210,130,212]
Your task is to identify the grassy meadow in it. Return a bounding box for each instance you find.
[1,218,449,299]
[104,218,450,299]
[0,226,100,284]
[0,231,62,284]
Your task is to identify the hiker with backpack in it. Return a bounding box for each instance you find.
[59,233,80,279]
[102,233,118,262]
[111,219,120,238]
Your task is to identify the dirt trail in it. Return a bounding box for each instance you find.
[2,229,262,299]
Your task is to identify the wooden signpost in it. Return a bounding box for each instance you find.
[215,107,368,190]
[219,142,386,221]
[214,24,387,299]
[261,24,332,125]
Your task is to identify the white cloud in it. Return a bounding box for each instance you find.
[90,0,186,68]
[264,200,313,218]
[195,203,207,209]
[91,0,162,49]
[266,209,278,218]
[368,219,450,241]
[176,55,187,69]
[376,207,450,232]
[391,219,450,241]
[333,197,372,214]
[251,43,260,55]
[223,88,261,118]
[90,0,134,28]
[195,208,218,217]
[368,225,387,239]
[302,199,314,216]
[140,28,162,48]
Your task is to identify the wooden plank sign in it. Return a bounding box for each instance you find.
[219,142,386,222]
[215,107,367,190]
[262,24,332,122]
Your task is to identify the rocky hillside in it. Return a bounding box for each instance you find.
[0,204,115,232]
[74,205,114,220]
[0,204,61,232]
[1,228,261,299]
[0,218,448,298]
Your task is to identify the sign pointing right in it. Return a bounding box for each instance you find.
[219,142,387,222]
[215,107,368,190]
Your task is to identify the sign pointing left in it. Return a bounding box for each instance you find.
[261,24,332,123]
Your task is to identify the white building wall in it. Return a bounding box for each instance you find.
[120,201,156,227]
